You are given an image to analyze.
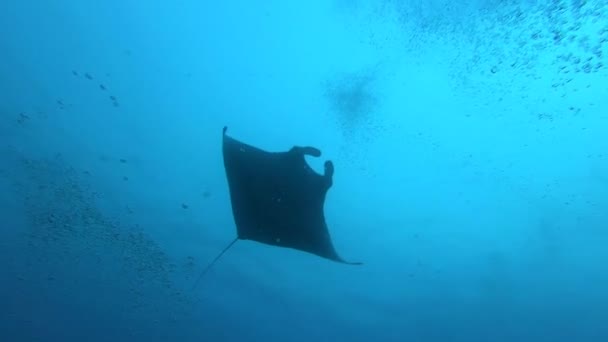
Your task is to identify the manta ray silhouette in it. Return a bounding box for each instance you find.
[193,127,361,288]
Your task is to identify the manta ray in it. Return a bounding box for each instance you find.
[193,127,361,288]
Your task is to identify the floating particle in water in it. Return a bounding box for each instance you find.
[181,203,189,209]
[100,84,106,91]
[85,73,93,80]
[110,95,117,101]
[553,30,564,44]
[72,70,79,76]
[582,63,593,73]
[123,176,129,181]
[112,101,119,107]
[17,112,30,124]
[119,158,127,163]
[185,257,195,268]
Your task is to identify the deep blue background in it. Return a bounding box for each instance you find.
[1,1,607,341]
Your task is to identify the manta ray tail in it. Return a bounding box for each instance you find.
[192,237,239,291]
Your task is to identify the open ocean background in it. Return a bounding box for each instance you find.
[1,1,607,341]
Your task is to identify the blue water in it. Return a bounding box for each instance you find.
[1,1,607,341]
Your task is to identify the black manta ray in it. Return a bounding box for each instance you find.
[193,127,361,288]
